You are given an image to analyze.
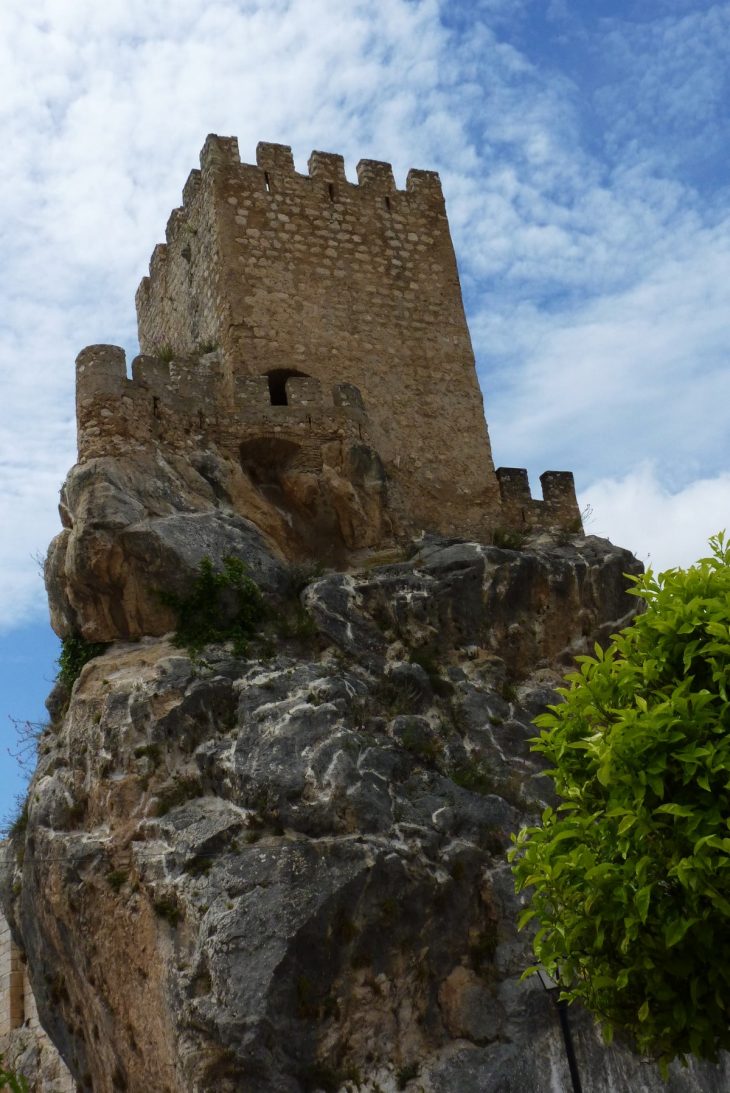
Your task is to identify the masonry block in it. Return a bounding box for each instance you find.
[256,142,296,175]
[356,160,396,191]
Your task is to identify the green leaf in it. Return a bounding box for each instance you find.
[517,908,537,930]
[635,885,652,923]
[665,918,692,948]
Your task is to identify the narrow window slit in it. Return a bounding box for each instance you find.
[264,171,271,193]
[328,183,335,202]
[384,195,391,211]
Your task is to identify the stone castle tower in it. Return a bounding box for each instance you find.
[75,135,580,560]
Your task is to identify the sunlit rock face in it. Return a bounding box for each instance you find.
[6,530,730,1092]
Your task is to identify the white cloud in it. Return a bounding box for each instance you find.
[481,215,730,485]
[581,464,730,572]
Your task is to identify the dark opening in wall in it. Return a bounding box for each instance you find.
[265,368,310,406]
[328,183,335,202]
[264,171,271,192]
[240,436,300,484]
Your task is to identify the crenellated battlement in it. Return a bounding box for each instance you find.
[137,137,444,315]
[496,467,581,532]
[194,134,443,201]
[108,132,583,548]
[75,344,372,465]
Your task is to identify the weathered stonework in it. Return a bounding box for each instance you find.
[75,135,580,559]
[0,911,76,1092]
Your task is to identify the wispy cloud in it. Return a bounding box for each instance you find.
[583,464,730,573]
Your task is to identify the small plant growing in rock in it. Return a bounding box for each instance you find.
[3,795,29,841]
[57,634,109,689]
[0,1054,29,1093]
[300,1062,361,1093]
[133,743,162,766]
[156,343,175,362]
[408,644,455,697]
[159,556,266,657]
[274,604,318,644]
[153,895,181,927]
[184,854,212,877]
[396,1062,419,1089]
[491,527,527,551]
[450,759,496,796]
[195,339,219,355]
[284,561,325,597]
[106,870,128,893]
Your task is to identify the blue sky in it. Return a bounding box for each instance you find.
[0,0,728,809]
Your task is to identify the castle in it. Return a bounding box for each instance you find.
[75,135,580,559]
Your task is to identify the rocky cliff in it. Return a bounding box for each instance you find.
[4,468,730,1091]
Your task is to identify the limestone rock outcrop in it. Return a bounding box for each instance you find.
[45,437,399,644]
[6,529,730,1091]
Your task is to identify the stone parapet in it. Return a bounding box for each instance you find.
[496,467,582,532]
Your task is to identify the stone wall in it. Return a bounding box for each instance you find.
[76,346,372,468]
[0,911,76,1092]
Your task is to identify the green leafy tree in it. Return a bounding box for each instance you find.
[510,533,730,1073]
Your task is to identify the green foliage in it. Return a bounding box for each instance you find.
[106,870,128,893]
[510,533,730,1070]
[153,896,181,927]
[492,526,527,551]
[274,604,318,644]
[4,796,28,841]
[184,854,212,877]
[0,1055,29,1093]
[300,1061,361,1093]
[450,759,496,796]
[396,1062,419,1089]
[409,645,455,697]
[156,343,175,363]
[159,556,266,656]
[57,635,108,689]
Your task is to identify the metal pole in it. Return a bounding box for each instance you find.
[555,997,583,1093]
